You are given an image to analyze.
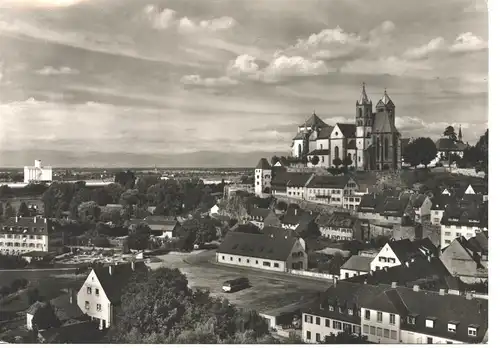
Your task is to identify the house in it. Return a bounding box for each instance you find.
[246,207,275,229]
[142,216,183,239]
[435,138,467,163]
[77,261,148,330]
[49,291,86,324]
[440,203,487,249]
[315,213,361,241]
[302,280,488,344]
[26,301,59,331]
[408,194,432,223]
[304,175,358,207]
[370,238,437,272]
[463,183,488,201]
[216,226,308,272]
[430,195,454,226]
[356,192,409,225]
[281,206,316,230]
[339,255,374,280]
[209,204,220,217]
[0,216,52,255]
[286,173,314,199]
[254,158,272,197]
[440,232,488,284]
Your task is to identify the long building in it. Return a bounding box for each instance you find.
[0,216,51,255]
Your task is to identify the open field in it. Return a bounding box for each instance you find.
[152,251,332,313]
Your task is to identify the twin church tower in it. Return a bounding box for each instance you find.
[291,83,403,171]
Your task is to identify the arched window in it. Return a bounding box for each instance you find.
[384,138,389,160]
[320,144,323,150]
[334,146,339,159]
[347,153,352,160]
[298,144,302,157]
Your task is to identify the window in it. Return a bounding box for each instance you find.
[85,301,90,310]
[425,319,435,328]
[389,314,396,325]
[263,261,271,267]
[316,333,321,342]
[379,256,387,262]
[306,331,311,340]
[348,309,353,316]
[377,312,383,322]
[325,319,330,328]
[329,305,334,312]
[376,327,383,337]
[255,260,258,264]
[97,304,102,311]
[383,329,390,338]
[222,256,225,260]
[364,309,371,320]
[354,326,361,335]
[95,288,99,296]
[316,317,321,325]
[390,330,397,340]
[427,337,433,344]
[363,324,369,333]
[448,323,457,333]
[334,321,342,330]
[87,287,92,294]
[230,257,233,261]
[247,259,250,263]
[407,316,416,325]
[370,326,376,335]
[468,327,477,337]
[238,258,241,262]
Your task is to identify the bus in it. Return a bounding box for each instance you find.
[222,277,250,293]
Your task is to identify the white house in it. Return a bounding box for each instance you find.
[410,194,432,223]
[254,158,272,197]
[24,160,52,183]
[209,204,220,216]
[339,255,374,280]
[0,216,51,255]
[370,238,437,272]
[216,226,308,272]
[77,261,148,330]
[440,204,487,249]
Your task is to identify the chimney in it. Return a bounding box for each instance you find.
[439,289,446,296]
[44,218,47,223]
[333,277,338,287]
[34,216,37,223]
[413,285,419,292]
[108,265,113,276]
[466,292,473,300]
[15,216,19,223]
[295,209,298,216]
[405,261,410,267]
[391,282,397,288]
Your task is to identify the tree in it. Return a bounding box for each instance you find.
[17,202,30,217]
[443,125,457,141]
[0,185,14,198]
[114,170,136,189]
[77,201,101,222]
[332,157,343,168]
[127,222,152,250]
[0,203,3,220]
[276,201,288,211]
[323,332,369,344]
[119,189,141,207]
[311,156,320,166]
[403,137,437,168]
[342,156,353,168]
[3,202,15,219]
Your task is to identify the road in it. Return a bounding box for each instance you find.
[153,250,333,314]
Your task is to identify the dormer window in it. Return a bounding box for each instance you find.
[468,326,478,337]
[448,322,458,333]
[407,316,416,325]
[329,305,334,312]
[348,309,354,316]
[426,318,436,328]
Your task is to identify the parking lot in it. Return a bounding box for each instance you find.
[152,251,332,313]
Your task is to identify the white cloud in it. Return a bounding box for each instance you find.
[227,54,260,76]
[36,66,79,76]
[199,17,236,31]
[0,0,89,8]
[261,55,328,81]
[294,26,362,50]
[368,20,396,39]
[463,0,488,13]
[450,32,488,53]
[180,74,238,87]
[403,37,445,60]
[143,5,176,29]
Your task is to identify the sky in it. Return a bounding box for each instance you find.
[0,0,489,167]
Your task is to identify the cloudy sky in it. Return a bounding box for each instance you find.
[0,0,488,167]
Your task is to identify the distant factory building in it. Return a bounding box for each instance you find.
[24,160,53,183]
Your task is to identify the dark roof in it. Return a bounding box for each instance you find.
[248,207,272,221]
[387,238,437,263]
[372,110,397,134]
[92,261,148,304]
[286,173,313,187]
[411,194,428,208]
[38,321,101,344]
[347,139,357,149]
[317,126,334,139]
[341,255,374,272]
[0,217,50,235]
[217,229,298,261]
[27,301,50,315]
[255,158,272,170]
[431,195,455,210]
[281,207,315,226]
[300,113,330,129]
[380,196,409,217]
[358,193,382,211]
[293,132,308,140]
[50,294,85,322]
[435,138,467,151]
[230,223,261,234]
[336,123,356,138]
[441,204,486,228]
[306,174,350,189]
[469,183,488,195]
[21,251,52,257]
[307,149,330,156]
[316,213,357,228]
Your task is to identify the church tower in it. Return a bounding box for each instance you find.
[376,89,396,126]
[458,125,463,143]
[355,83,373,170]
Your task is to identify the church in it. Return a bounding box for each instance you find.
[291,83,404,171]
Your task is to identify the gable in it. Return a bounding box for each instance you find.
[78,270,111,305]
[331,124,344,138]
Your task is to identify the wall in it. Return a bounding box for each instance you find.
[340,269,368,280]
[286,239,308,270]
[289,269,334,280]
[370,244,402,271]
[400,330,463,344]
[449,168,485,178]
[361,309,401,344]
[77,269,112,329]
[255,168,272,196]
[302,313,361,343]
[368,223,393,239]
[431,209,444,226]
[416,197,432,222]
[392,224,418,240]
[24,166,53,183]
[439,243,488,283]
[440,224,481,249]
[26,313,34,330]
[0,234,50,255]
[216,252,287,272]
[319,226,353,241]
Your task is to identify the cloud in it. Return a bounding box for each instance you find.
[142,5,236,33]
[403,37,445,60]
[180,74,238,87]
[36,66,79,76]
[261,55,328,81]
[463,0,488,13]
[143,5,176,29]
[368,20,396,40]
[293,26,362,50]
[450,32,488,53]
[0,0,89,8]
[341,56,431,77]
[227,54,260,76]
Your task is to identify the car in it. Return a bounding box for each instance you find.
[222,277,250,293]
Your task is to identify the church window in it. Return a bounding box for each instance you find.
[320,144,323,150]
[384,138,389,160]
[298,144,302,157]
[334,146,339,159]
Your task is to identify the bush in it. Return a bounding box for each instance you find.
[0,254,28,269]
[11,278,29,291]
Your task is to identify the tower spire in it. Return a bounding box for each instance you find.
[381,88,392,105]
[358,82,369,104]
[458,124,463,142]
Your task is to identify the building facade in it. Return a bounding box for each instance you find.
[0,216,51,255]
[291,84,404,171]
[24,160,53,183]
[254,158,272,197]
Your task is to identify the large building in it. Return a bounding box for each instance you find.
[291,84,404,171]
[24,160,53,183]
[0,216,51,255]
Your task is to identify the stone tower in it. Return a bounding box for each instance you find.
[355,83,373,170]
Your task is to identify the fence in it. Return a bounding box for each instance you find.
[288,269,334,280]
